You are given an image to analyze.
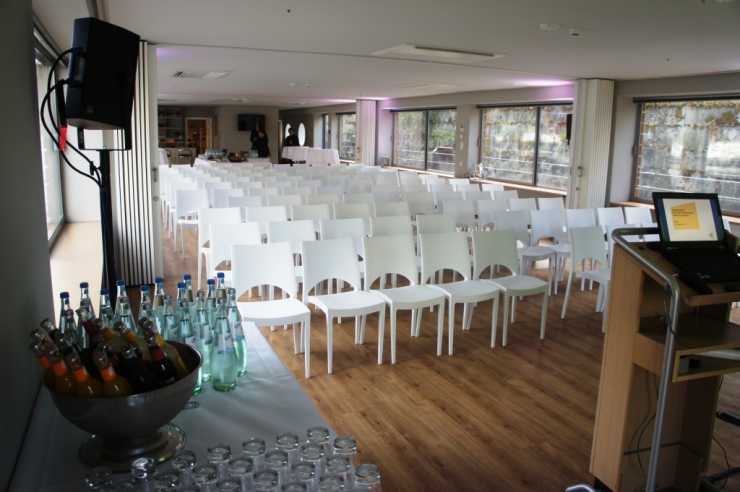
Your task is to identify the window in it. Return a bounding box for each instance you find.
[633,98,740,214]
[479,104,571,190]
[297,122,306,146]
[338,112,356,161]
[34,54,64,243]
[392,108,457,174]
[321,113,330,149]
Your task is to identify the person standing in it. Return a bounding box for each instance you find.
[283,128,299,147]
[250,129,270,158]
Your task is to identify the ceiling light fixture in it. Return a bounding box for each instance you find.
[539,23,561,32]
[373,44,503,62]
[568,28,583,38]
[288,82,297,87]
[172,70,231,79]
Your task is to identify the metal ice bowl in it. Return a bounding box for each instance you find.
[50,342,201,470]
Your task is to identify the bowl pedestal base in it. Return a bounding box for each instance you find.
[78,423,185,472]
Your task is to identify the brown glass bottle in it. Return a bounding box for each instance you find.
[142,320,189,379]
[65,351,103,398]
[118,344,158,394]
[115,321,150,361]
[144,331,178,387]
[30,342,55,388]
[48,347,74,395]
[93,347,132,397]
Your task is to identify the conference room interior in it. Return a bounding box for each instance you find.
[4,0,740,491]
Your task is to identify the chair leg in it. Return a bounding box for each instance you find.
[466,302,475,331]
[448,300,455,356]
[580,260,586,291]
[360,315,367,343]
[462,303,470,331]
[436,301,444,356]
[511,296,517,323]
[303,319,311,378]
[490,294,499,349]
[326,315,334,374]
[391,273,397,288]
[410,309,417,337]
[354,316,360,344]
[379,308,390,364]
[561,270,574,319]
[415,308,422,337]
[502,293,510,347]
[292,322,299,354]
[377,306,386,361]
[540,292,549,340]
[390,308,397,364]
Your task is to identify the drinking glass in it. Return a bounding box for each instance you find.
[331,436,357,464]
[84,466,113,491]
[216,478,243,491]
[227,457,255,491]
[318,475,345,492]
[324,456,352,490]
[275,432,301,466]
[192,464,219,492]
[290,462,317,491]
[242,437,267,470]
[264,449,290,485]
[353,464,382,491]
[306,426,332,456]
[253,469,280,492]
[281,482,308,492]
[208,443,233,480]
[153,472,181,490]
[171,450,198,487]
[298,442,325,478]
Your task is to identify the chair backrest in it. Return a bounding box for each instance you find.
[290,204,332,232]
[451,181,478,192]
[334,202,372,221]
[428,182,453,193]
[402,192,436,216]
[530,209,567,244]
[463,190,493,202]
[267,219,316,255]
[493,210,530,246]
[306,192,341,205]
[399,172,423,186]
[301,238,362,299]
[472,230,520,278]
[624,207,653,225]
[537,197,564,210]
[210,222,262,271]
[476,199,509,225]
[232,242,298,299]
[175,189,209,219]
[374,172,399,187]
[363,234,418,288]
[228,195,264,208]
[565,208,597,229]
[212,189,244,208]
[245,205,289,234]
[197,207,242,247]
[441,200,476,227]
[266,194,303,207]
[372,190,402,203]
[319,218,367,257]
[419,232,471,283]
[433,191,463,206]
[493,190,518,202]
[204,182,233,207]
[374,201,410,218]
[596,207,625,231]
[344,192,374,204]
[416,214,455,234]
[481,182,505,192]
[370,215,413,237]
[509,197,537,211]
[570,226,608,266]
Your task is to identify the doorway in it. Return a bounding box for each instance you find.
[186,117,213,155]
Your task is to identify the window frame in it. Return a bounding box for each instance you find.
[390,106,457,175]
[321,113,330,149]
[629,95,740,217]
[337,111,357,161]
[477,101,572,190]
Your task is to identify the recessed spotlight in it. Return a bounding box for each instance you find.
[303,82,311,88]
[288,82,297,87]
[568,28,583,38]
[539,23,561,32]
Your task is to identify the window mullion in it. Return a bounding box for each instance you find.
[532,107,541,186]
[423,110,430,171]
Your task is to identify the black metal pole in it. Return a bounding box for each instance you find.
[98,150,118,307]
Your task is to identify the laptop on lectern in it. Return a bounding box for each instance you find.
[652,192,740,291]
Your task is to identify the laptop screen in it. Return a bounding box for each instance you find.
[653,192,725,244]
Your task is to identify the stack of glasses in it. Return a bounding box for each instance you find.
[83,427,382,491]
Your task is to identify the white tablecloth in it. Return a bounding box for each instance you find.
[282,147,339,166]
[9,325,328,492]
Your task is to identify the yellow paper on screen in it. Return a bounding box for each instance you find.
[671,202,700,230]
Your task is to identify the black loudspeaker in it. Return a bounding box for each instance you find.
[566,113,573,144]
[66,18,140,130]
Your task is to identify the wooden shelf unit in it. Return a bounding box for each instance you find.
[590,240,740,492]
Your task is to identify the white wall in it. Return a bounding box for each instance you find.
[62,129,101,222]
[0,0,55,487]
[215,105,280,161]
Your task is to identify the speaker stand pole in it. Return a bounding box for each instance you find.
[98,150,118,307]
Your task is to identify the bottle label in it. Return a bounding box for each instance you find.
[100,366,116,382]
[73,368,89,383]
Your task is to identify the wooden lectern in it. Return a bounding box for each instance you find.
[590,228,740,492]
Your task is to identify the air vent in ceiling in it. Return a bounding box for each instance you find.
[172,70,231,80]
[373,44,503,63]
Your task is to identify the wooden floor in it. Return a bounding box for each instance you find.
[162,225,740,492]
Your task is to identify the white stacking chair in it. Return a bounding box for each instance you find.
[428,181,453,194]
[266,194,303,207]
[173,189,209,254]
[441,200,477,230]
[493,210,531,246]
[309,192,342,205]
[228,195,264,209]
[302,238,386,374]
[561,226,611,321]
[481,182,505,192]
[399,172,423,188]
[528,208,570,293]
[245,205,289,236]
[233,242,312,378]
[212,189,244,208]
[472,230,549,347]
[372,190,402,203]
[494,190,518,203]
[319,218,367,261]
[267,220,316,286]
[344,192,374,205]
[476,200,509,228]
[596,207,625,233]
[537,197,564,210]
[197,207,242,290]
[290,204,332,234]
[463,190,493,202]
[433,191,463,207]
[624,207,653,225]
[509,197,537,211]
[451,181,478,193]
[334,202,373,228]
[416,214,456,235]
[401,182,428,193]
[204,182,233,207]
[566,208,597,229]
[375,172,399,187]
[210,222,262,282]
[370,215,413,237]
[419,232,501,356]
[374,201,410,218]
[403,192,436,217]
[364,235,446,362]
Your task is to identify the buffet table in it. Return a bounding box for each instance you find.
[10,325,328,492]
[193,157,272,168]
[281,147,340,167]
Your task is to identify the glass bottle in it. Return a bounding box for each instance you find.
[92,346,131,397]
[183,273,195,303]
[98,288,115,329]
[118,344,157,393]
[264,449,290,486]
[115,280,137,334]
[205,278,217,327]
[29,341,55,388]
[153,277,166,309]
[144,330,178,388]
[115,320,150,361]
[276,432,301,467]
[242,437,267,471]
[65,350,103,398]
[48,346,74,394]
[353,464,382,491]
[76,306,94,349]
[79,281,96,318]
[211,319,238,392]
[57,292,71,332]
[58,307,77,341]
[226,288,247,377]
[207,443,232,481]
[253,469,280,492]
[227,457,255,491]
[176,281,189,312]
[171,450,197,487]
[163,295,178,341]
[196,320,213,383]
[138,284,154,322]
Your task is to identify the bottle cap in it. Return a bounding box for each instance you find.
[140,284,150,292]
[59,291,69,299]
[207,278,216,285]
[100,288,109,295]
[116,280,126,286]
[183,273,192,280]
[155,276,164,284]
[177,281,186,289]
[79,281,89,288]
[217,272,225,279]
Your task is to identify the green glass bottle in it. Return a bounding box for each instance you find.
[211,317,237,392]
[226,288,247,377]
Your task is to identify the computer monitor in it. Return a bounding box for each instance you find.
[653,192,725,246]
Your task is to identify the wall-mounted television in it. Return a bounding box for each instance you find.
[237,113,265,132]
